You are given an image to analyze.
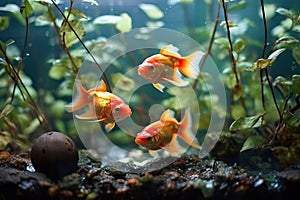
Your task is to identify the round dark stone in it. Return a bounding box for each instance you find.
[30,131,79,181]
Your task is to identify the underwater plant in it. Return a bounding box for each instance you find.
[0,0,299,171]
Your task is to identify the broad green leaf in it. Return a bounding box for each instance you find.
[0,104,14,118]
[259,4,276,20]
[231,104,246,120]
[268,48,286,61]
[274,36,299,49]
[49,64,68,80]
[292,74,300,95]
[233,38,245,53]
[168,0,194,5]
[146,21,164,28]
[228,0,247,12]
[139,3,164,20]
[51,100,66,118]
[83,0,99,6]
[229,114,263,131]
[283,111,300,131]
[23,118,40,135]
[20,0,33,18]
[0,4,25,25]
[0,131,12,150]
[292,45,300,65]
[71,8,88,19]
[0,16,9,32]
[240,135,266,152]
[253,48,285,70]
[115,13,132,33]
[111,73,135,91]
[93,15,122,25]
[276,7,294,19]
[214,37,230,50]
[220,21,237,28]
[61,20,85,47]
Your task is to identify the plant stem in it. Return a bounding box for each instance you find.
[221,0,240,86]
[0,46,52,132]
[50,0,112,92]
[192,3,221,89]
[260,0,282,122]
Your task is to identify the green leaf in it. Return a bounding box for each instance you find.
[93,15,122,25]
[115,13,132,33]
[83,0,99,6]
[274,36,299,49]
[292,45,300,65]
[276,7,294,19]
[70,8,88,19]
[283,111,300,131]
[20,0,33,18]
[240,135,266,152]
[0,131,12,150]
[259,4,276,20]
[253,58,272,69]
[227,0,247,12]
[61,20,85,47]
[139,3,164,20]
[49,63,69,80]
[0,104,14,119]
[231,104,246,120]
[233,38,245,54]
[0,16,10,32]
[229,114,263,131]
[292,75,300,95]
[214,37,230,50]
[23,118,40,135]
[0,4,25,25]
[111,73,135,91]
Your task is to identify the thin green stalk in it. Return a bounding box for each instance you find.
[50,0,112,92]
[0,46,52,131]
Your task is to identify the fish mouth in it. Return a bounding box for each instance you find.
[135,137,145,146]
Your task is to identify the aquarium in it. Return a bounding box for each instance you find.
[0,0,300,199]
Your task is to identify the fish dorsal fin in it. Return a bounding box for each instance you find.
[153,83,165,92]
[94,80,107,92]
[160,109,175,122]
[179,51,204,79]
[162,69,189,87]
[160,44,181,58]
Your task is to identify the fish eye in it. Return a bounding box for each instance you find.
[114,107,121,112]
[146,136,152,141]
[148,65,155,71]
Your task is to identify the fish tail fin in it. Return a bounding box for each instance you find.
[177,108,201,149]
[179,51,204,78]
[65,80,90,112]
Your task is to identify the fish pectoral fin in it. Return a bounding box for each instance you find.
[162,134,186,156]
[105,122,115,132]
[148,150,159,157]
[162,70,189,87]
[152,83,165,92]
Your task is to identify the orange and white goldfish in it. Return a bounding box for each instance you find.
[135,108,201,157]
[138,44,204,92]
[65,80,132,132]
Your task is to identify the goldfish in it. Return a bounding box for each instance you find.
[137,44,204,92]
[65,79,132,132]
[135,108,201,157]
